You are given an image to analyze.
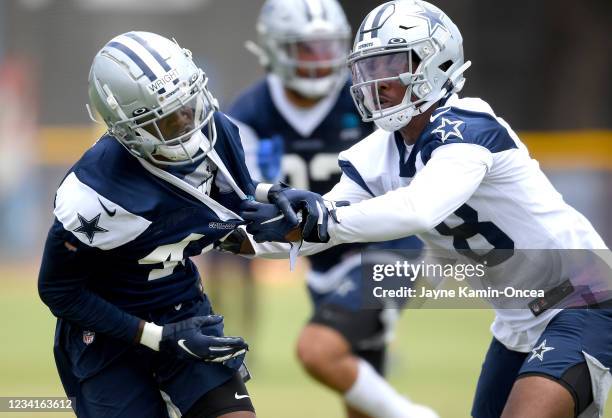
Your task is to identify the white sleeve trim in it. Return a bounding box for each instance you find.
[228,117,263,182]
[54,172,152,250]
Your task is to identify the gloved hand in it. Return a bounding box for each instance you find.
[159,315,248,362]
[239,200,300,243]
[267,184,351,243]
[248,184,350,243]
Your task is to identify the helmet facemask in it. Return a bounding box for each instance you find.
[267,32,350,99]
[350,42,445,132]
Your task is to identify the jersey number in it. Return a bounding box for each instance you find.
[138,233,205,280]
[281,153,340,189]
[435,204,514,266]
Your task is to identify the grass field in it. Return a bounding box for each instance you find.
[0,263,609,418]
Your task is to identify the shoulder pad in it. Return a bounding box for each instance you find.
[53,172,152,249]
[338,129,396,196]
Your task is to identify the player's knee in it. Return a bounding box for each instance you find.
[296,324,350,373]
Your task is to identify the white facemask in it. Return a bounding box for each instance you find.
[155,130,208,161]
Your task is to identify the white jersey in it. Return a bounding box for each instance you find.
[320,94,608,351]
[255,94,607,352]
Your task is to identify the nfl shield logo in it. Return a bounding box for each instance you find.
[83,331,95,345]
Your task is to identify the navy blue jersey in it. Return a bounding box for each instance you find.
[38,112,255,342]
[228,76,373,272]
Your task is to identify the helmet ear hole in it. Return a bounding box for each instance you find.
[409,50,422,71]
[439,60,453,72]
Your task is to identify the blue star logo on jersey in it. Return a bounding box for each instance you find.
[415,5,448,36]
[73,213,108,244]
[528,339,555,362]
[431,118,464,142]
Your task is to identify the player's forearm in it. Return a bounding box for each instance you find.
[38,277,142,343]
[329,143,490,244]
[329,195,432,243]
[38,231,142,344]
[251,240,334,258]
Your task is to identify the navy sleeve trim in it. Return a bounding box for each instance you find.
[339,160,375,197]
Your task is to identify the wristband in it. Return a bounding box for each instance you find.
[255,183,274,203]
[140,322,163,351]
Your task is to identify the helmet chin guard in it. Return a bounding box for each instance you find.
[287,69,347,99]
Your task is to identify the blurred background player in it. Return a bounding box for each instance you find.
[227,1,433,417]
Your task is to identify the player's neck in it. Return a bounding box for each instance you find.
[398,106,437,145]
[284,87,322,108]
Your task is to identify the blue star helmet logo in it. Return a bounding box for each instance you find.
[73,213,108,244]
[415,4,448,37]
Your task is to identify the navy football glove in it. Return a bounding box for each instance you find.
[160,315,248,363]
[240,200,300,243]
[267,184,347,243]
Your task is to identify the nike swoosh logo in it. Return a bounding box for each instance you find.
[261,213,284,225]
[177,339,199,358]
[430,107,451,123]
[234,392,250,400]
[98,198,117,217]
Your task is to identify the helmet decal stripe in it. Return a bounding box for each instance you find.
[116,35,169,78]
[303,0,325,21]
[367,3,395,39]
[357,14,369,42]
[320,0,328,20]
[126,33,171,72]
[126,33,179,88]
[107,41,157,82]
[302,0,313,21]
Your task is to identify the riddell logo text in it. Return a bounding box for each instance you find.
[358,42,374,49]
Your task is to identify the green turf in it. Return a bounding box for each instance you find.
[0,273,609,417]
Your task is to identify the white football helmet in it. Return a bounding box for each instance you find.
[88,31,218,166]
[249,0,351,99]
[348,0,471,131]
